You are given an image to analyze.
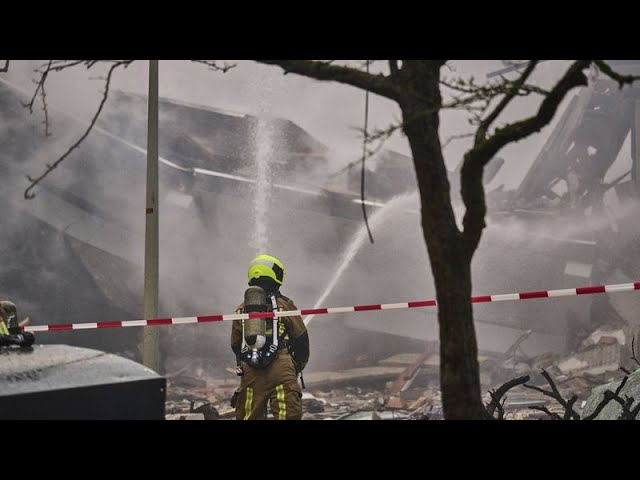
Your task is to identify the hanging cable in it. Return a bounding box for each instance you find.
[361,60,374,244]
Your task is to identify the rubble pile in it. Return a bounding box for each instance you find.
[485,325,639,413]
[163,324,639,420]
[163,355,445,420]
[165,369,238,420]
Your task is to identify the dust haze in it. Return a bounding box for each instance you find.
[1,60,639,385]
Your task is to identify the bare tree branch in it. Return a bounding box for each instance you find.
[23,60,54,136]
[486,375,530,419]
[345,103,480,166]
[24,61,131,199]
[582,375,629,420]
[528,405,563,420]
[459,60,596,259]
[564,395,579,420]
[442,132,474,150]
[49,60,89,72]
[441,75,546,98]
[441,73,549,130]
[469,60,591,165]
[24,61,51,114]
[441,76,505,94]
[0,60,9,73]
[476,60,539,142]
[595,376,640,420]
[191,60,236,73]
[523,369,581,420]
[594,60,640,88]
[254,60,401,101]
[40,74,51,137]
[631,336,639,367]
[330,125,472,183]
[522,367,638,420]
[20,59,235,199]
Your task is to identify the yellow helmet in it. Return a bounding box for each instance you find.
[248,254,285,286]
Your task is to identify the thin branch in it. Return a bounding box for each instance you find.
[594,60,640,88]
[49,60,88,72]
[40,64,52,136]
[0,60,9,72]
[477,60,539,142]
[529,405,562,420]
[366,122,404,144]
[353,102,477,156]
[366,101,465,145]
[523,369,581,420]
[588,374,639,420]
[23,61,124,138]
[485,375,530,419]
[254,60,400,101]
[22,61,54,136]
[564,395,579,420]
[442,132,474,150]
[191,60,236,73]
[471,60,592,164]
[441,74,549,130]
[460,60,595,258]
[486,60,548,79]
[330,128,474,181]
[581,377,628,420]
[441,76,502,94]
[631,336,639,367]
[328,108,431,180]
[441,76,546,98]
[40,74,51,137]
[24,61,52,114]
[24,61,129,199]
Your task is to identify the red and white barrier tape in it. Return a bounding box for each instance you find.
[23,281,640,333]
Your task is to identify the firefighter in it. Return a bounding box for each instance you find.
[0,300,35,347]
[230,254,309,420]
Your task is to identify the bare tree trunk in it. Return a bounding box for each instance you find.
[400,61,487,419]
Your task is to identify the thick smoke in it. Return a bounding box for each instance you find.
[2,60,638,383]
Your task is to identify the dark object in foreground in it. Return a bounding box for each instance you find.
[0,331,35,348]
[0,344,165,419]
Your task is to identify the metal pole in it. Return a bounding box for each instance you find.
[633,99,640,189]
[142,59,160,372]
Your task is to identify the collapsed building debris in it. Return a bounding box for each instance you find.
[483,328,640,420]
[175,323,640,420]
[3,64,640,419]
[162,321,638,420]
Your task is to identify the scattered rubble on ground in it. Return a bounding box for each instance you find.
[164,324,640,420]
